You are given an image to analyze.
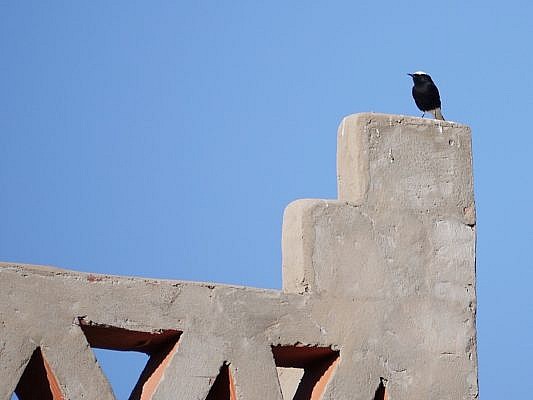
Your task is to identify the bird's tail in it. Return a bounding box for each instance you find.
[430,108,445,121]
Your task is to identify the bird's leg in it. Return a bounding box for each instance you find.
[421,112,425,118]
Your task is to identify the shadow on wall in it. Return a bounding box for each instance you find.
[373,377,388,400]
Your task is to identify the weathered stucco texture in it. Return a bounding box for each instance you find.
[0,113,477,400]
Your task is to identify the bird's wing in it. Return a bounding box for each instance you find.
[413,83,441,111]
[426,84,441,108]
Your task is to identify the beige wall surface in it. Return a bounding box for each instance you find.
[0,113,477,400]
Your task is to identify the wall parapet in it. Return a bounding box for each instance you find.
[0,113,477,400]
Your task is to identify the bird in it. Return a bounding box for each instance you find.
[408,71,445,120]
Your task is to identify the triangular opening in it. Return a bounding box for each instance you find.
[77,317,181,400]
[92,348,148,399]
[205,363,237,400]
[373,377,388,400]
[272,345,340,400]
[13,347,64,400]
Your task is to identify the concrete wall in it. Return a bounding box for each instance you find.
[0,113,478,400]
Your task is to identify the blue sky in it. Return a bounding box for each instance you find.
[1,1,532,398]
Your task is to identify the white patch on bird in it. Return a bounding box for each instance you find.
[412,71,428,75]
[340,118,346,136]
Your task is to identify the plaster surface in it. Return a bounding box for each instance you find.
[0,113,477,399]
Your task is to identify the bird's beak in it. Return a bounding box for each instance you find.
[407,73,413,77]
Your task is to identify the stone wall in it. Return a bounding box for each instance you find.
[0,113,478,400]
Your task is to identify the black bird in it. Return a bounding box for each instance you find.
[408,71,445,120]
